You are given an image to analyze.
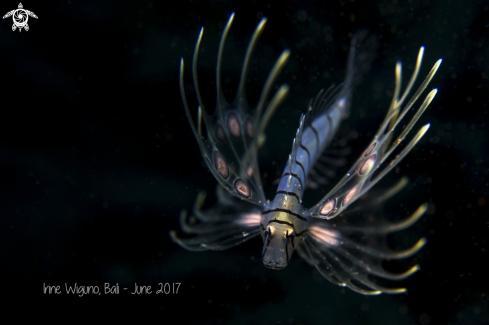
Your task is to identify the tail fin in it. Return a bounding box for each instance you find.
[344,30,378,88]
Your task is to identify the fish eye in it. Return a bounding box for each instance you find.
[267,226,275,236]
[285,229,294,238]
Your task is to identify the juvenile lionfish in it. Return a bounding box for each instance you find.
[172,13,442,295]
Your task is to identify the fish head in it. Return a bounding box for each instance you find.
[262,221,296,270]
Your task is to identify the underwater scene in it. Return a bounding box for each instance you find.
[1,0,487,323]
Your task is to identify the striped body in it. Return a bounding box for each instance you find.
[275,98,346,202]
[261,96,348,268]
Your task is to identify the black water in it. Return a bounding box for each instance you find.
[1,0,488,323]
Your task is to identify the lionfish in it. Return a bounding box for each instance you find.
[172,13,442,295]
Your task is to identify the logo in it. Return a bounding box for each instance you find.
[3,3,37,32]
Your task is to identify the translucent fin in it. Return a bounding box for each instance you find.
[306,134,353,189]
[307,47,442,220]
[297,186,428,294]
[344,29,379,89]
[306,30,377,123]
[180,12,290,207]
[170,187,261,251]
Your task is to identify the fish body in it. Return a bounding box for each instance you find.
[173,13,442,294]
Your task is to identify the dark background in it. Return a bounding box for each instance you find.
[1,0,488,323]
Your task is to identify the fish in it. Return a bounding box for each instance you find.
[172,12,442,295]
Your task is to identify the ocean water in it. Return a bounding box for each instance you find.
[1,0,487,323]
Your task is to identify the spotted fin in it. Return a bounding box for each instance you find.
[307,47,442,219]
[180,13,290,207]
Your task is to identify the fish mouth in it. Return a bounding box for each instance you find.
[264,262,287,270]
